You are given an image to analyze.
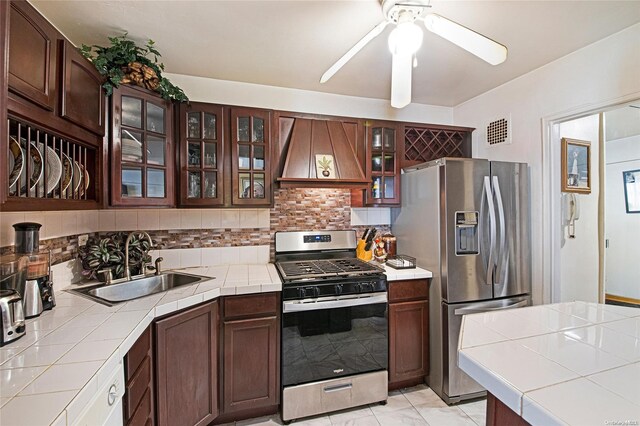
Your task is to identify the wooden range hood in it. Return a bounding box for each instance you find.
[277,116,368,189]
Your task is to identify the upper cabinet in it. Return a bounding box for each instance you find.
[8,0,58,111]
[364,120,401,205]
[110,85,174,207]
[230,108,272,206]
[178,102,225,206]
[401,123,473,169]
[3,1,104,211]
[59,40,105,135]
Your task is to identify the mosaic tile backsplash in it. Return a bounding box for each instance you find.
[1,189,391,266]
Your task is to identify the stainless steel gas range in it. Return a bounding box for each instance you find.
[274,230,389,423]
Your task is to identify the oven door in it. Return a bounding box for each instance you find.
[282,292,388,387]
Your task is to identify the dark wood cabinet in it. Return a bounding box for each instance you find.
[7,0,58,111]
[155,301,219,426]
[123,326,154,426]
[59,40,105,135]
[230,107,272,206]
[487,392,531,426]
[401,123,473,169]
[364,120,401,206]
[178,102,225,206]
[388,279,429,390]
[219,293,280,421]
[110,84,174,207]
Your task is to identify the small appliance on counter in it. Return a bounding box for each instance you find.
[12,222,56,317]
[0,256,27,346]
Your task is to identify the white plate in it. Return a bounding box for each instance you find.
[37,143,62,195]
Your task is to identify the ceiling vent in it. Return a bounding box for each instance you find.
[486,116,511,146]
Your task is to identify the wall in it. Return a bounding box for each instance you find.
[452,23,640,304]
[557,115,600,303]
[604,134,640,300]
[164,73,454,125]
[0,190,390,275]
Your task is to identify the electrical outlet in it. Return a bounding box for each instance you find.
[78,234,89,246]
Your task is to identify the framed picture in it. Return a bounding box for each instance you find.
[561,138,591,194]
[623,169,640,213]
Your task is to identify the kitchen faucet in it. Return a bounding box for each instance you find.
[124,231,154,281]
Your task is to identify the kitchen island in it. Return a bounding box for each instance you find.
[458,301,640,425]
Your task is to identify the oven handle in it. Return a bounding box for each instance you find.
[283,292,388,313]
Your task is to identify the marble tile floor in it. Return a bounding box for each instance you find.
[226,385,487,426]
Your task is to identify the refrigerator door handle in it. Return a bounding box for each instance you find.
[483,176,496,286]
[492,176,508,287]
[454,300,528,315]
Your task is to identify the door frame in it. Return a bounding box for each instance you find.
[541,92,640,304]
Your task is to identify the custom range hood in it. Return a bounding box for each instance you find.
[276,114,368,188]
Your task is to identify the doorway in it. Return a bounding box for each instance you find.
[603,105,640,307]
[547,100,640,307]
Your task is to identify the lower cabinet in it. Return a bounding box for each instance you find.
[388,279,429,390]
[123,326,154,426]
[155,301,219,426]
[218,293,280,422]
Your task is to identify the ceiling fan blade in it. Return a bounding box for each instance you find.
[320,21,389,83]
[423,13,507,65]
[391,52,412,109]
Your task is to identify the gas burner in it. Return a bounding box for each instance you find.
[276,258,383,282]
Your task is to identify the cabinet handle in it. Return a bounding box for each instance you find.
[323,383,352,393]
[107,384,117,406]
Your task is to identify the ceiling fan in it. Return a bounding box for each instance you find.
[320,0,508,108]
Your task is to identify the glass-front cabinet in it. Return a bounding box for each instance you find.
[366,121,400,205]
[111,85,174,206]
[179,103,224,206]
[230,108,271,206]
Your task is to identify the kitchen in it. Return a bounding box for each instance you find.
[1,1,639,425]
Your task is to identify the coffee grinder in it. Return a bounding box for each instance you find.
[13,223,56,317]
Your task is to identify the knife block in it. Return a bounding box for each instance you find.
[356,240,373,261]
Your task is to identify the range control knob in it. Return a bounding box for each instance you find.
[313,287,321,298]
[354,283,361,293]
[335,284,343,295]
[297,288,307,299]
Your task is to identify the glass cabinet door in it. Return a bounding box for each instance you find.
[112,86,174,206]
[367,122,400,205]
[180,103,224,206]
[230,108,271,206]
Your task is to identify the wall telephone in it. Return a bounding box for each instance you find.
[562,193,580,239]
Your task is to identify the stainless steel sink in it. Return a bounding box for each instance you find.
[68,272,212,306]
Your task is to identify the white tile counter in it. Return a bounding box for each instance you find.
[458,301,640,425]
[0,264,281,426]
[379,264,432,281]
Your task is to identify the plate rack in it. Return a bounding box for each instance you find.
[6,117,97,202]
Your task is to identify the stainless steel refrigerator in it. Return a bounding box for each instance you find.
[392,157,531,404]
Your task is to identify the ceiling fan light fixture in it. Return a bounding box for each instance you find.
[388,20,423,55]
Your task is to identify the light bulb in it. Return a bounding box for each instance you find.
[388,20,423,55]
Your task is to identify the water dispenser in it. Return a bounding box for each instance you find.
[454,211,479,255]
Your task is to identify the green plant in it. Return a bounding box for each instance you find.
[80,33,188,102]
[78,232,153,280]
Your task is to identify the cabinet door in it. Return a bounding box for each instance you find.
[8,1,58,111]
[60,40,105,136]
[366,121,400,205]
[222,316,279,413]
[230,108,272,206]
[179,102,225,206]
[389,300,428,386]
[111,85,174,207]
[155,301,218,426]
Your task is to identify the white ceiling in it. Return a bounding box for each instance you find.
[32,0,640,107]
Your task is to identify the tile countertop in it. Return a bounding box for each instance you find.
[458,301,640,426]
[0,262,432,425]
[0,264,282,426]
